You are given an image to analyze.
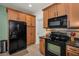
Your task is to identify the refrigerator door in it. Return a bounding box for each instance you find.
[18,22,26,49]
[9,20,26,54]
[9,21,18,54]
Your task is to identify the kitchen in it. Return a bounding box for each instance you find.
[0,3,79,56]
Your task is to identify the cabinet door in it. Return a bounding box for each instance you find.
[49,5,56,18]
[68,4,79,28]
[31,16,36,26]
[31,27,36,44]
[54,4,58,17]
[43,9,49,28]
[26,15,32,26]
[48,7,51,19]
[66,45,79,56]
[8,9,18,20]
[57,4,66,16]
[18,13,26,22]
[67,51,79,56]
[40,38,45,55]
[27,26,32,45]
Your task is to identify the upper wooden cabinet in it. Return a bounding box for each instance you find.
[18,12,26,22]
[57,4,67,16]
[49,5,57,18]
[26,15,32,26]
[7,8,36,26]
[8,9,18,20]
[68,4,79,28]
[26,15,36,26]
[31,16,36,26]
[43,8,49,28]
[43,3,79,28]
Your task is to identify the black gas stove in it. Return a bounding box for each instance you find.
[45,32,69,56]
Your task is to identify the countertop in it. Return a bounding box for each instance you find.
[67,40,79,48]
[39,36,79,48]
[39,36,48,39]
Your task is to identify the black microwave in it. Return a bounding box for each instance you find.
[48,15,67,28]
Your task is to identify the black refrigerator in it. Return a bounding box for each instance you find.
[9,20,27,54]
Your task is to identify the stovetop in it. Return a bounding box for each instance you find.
[48,32,69,42]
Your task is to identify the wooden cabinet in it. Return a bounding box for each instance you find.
[31,16,36,26]
[27,26,32,45]
[8,9,18,20]
[57,4,67,16]
[66,45,79,56]
[31,27,36,44]
[67,51,79,56]
[39,37,45,55]
[26,15,32,26]
[53,3,69,17]
[68,4,79,28]
[18,12,26,22]
[49,5,56,18]
[25,15,36,45]
[26,15,36,26]
[43,9,49,28]
[53,4,58,17]
[25,14,36,46]
[27,26,36,45]
[8,9,36,26]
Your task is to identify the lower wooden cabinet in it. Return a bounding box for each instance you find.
[66,45,79,56]
[27,26,36,46]
[31,27,36,44]
[27,26,31,45]
[39,37,45,55]
[67,51,79,56]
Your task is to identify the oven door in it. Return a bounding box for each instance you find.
[45,39,66,56]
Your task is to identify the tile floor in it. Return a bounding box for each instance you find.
[0,44,43,56]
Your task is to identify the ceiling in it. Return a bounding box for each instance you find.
[0,3,52,15]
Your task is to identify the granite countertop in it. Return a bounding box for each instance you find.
[67,40,79,48]
[39,36,48,39]
[39,36,79,48]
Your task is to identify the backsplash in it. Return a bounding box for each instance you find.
[45,28,79,38]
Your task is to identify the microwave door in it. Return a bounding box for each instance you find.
[48,21,61,28]
[48,15,67,28]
